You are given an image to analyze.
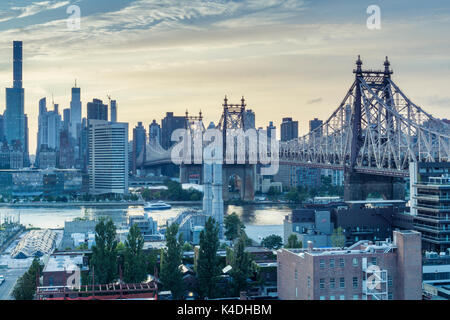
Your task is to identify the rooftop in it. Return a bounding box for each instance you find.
[44,253,85,273]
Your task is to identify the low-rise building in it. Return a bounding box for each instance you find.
[42,251,89,287]
[277,230,422,300]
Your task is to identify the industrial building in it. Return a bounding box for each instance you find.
[11,229,57,259]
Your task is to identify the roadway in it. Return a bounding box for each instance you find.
[0,231,32,300]
[0,267,28,300]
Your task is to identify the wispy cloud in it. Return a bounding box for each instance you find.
[0,0,448,154]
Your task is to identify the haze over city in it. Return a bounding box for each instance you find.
[0,0,449,153]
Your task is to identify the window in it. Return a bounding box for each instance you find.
[353,294,359,300]
[320,278,325,289]
[330,259,335,268]
[307,276,311,288]
[295,287,298,298]
[330,278,336,289]
[294,269,298,280]
[340,295,345,300]
[352,258,358,267]
[352,277,358,288]
[339,258,345,267]
[320,259,325,269]
[388,292,393,300]
[371,257,377,266]
[388,275,393,287]
[330,295,335,300]
[339,277,345,288]
[320,296,325,300]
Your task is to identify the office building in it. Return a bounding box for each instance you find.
[0,114,5,142]
[87,99,108,121]
[88,120,128,195]
[110,100,117,123]
[132,122,146,174]
[59,130,74,169]
[277,230,422,300]
[244,109,256,131]
[161,112,186,149]
[281,117,298,142]
[149,119,161,145]
[63,108,70,131]
[309,118,323,138]
[69,85,82,140]
[37,144,57,169]
[4,41,28,167]
[37,98,61,163]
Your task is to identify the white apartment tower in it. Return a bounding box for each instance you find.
[88,120,129,195]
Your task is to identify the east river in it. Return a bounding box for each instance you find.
[0,203,295,243]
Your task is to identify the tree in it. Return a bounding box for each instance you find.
[267,186,281,201]
[182,242,193,252]
[12,257,43,300]
[331,227,346,248]
[285,234,302,249]
[123,223,147,284]
[90,217,118,284]
[229,233,252,296]
[224,212,245,242]
[261,234,283,250]
[160,223,184,299]
[196,217,221,299]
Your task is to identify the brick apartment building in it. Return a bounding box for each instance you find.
[277,230,422,300]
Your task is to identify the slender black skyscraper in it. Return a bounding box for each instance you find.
[13,41,22,89]
[4,40,28,167]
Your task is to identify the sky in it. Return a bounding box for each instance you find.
[0,0,449,154]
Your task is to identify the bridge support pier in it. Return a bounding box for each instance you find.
[180,164,255,201]
[344,170,405,201]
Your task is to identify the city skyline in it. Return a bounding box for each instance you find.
[0,0,449,154]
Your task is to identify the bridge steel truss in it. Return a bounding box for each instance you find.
[279,56,450,177]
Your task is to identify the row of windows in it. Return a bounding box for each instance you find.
[320,277,355,289]
[318,293,393,300]
[319,257,378,269]
[319,295,359,300]
[318,276,393,289]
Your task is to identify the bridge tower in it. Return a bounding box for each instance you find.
[344,56,405,201]
[218,96,256,201]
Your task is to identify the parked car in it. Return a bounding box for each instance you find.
[0,275,5,285]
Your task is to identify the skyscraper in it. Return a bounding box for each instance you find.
[4,41,28,167]
[244,109,256,131]
[69,85,81,140]
[280,117,298,142]
[309,117,323,138]
[36,98,61,167]
[87,99,108,121]
[88,119,129,195]
[0,115,4,142]
[63,108,71,131]
[149,119,161,145]
[161,112,186,150]
[132,122,146,174]
[110,100,117,123]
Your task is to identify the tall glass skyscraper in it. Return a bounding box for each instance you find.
[4,41,28,167]
[110,100,117,123]
[70,85,82,140]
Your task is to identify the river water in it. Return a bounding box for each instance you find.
[0,203,295,243]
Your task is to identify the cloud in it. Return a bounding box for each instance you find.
[4,1,70,22]
[306,98,322,105]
